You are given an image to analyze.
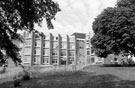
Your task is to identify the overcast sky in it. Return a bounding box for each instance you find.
[35,0,117,35]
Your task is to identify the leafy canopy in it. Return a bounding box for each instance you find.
[91,0,135,58]
[0,0,60,64]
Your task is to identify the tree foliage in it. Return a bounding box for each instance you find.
[0,0,60,65]
[91,0,135,58]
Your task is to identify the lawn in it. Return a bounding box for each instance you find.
[1,65,135,88]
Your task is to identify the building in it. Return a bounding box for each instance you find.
[21,31,103,66]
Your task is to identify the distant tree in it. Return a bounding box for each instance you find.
[0,0,60,65]
[91,0,135,58]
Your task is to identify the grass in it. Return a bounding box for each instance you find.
[1,65,135,88]
[0,66,23,83]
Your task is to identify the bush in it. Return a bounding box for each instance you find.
[13,76,21,87]
[22,70,30,80]
[14,78,20,87]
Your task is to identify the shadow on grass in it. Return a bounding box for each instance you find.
[100,64,135,67]
[82,74,135,88]
[1,71,135,88]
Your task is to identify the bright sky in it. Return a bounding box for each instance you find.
[35,0,117,35]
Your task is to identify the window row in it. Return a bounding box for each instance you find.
[23,56,75,65]
[26,41,75,49]
[86,48,94,55]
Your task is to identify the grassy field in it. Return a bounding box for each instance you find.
[1,65,135,88]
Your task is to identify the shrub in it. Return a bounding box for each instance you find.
[13,77,21,87]
[22,70,30,80]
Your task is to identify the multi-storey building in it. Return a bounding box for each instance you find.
[21,31,103,66]
[85,32,104,65]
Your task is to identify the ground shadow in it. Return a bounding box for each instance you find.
[1,70,135,88]
[82,74,135,88]
[100,64,135,67]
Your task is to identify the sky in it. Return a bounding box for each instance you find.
[35,0,117,35]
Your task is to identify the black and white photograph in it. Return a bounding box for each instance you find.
[1,0,135,88]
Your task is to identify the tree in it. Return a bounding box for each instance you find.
[0,0,60,65]
[91,0,135,58]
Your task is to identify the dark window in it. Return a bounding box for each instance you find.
[91,57,95,63]
[52,59,57,63]
[35,42,37,46]
[43,35,46,39]
[87,51,90,55]
[56,37,58,40]
[34,50,36,54]
[91,47,94,54]
[114,58,117,61]
[33,58,36,62]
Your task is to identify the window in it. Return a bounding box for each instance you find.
[43,42,45,47]
[52,42,58,49]
[61,50,66,56]
[52,50,58,56]
[87,58,90,64]
[91,47,94,54]
[86,44,89,48]
[24,48,31,55]
[42,56,49,64]
[61,36,66,41]
[35,42,37,46]
[45,41,50,48]
[52,59,57,64]
[44,49,49,56]
[34,50,36,54]
[61,42,66,49]
[33,57,36,63]
[23,56,31,63]
[61,57,66,65]
[87,56,90,64]
[33,56,40,64]
[34,48,40,55]
[43,35,46,39]
[69,51,74,56]
[69,43,75,49]
[52,56,58,59]
[114,58,118,61]
[25,40,31,46]
[35,40,41,47]
[69,57,74,64]
[69,37,75,42]
[91,57,95,63]
[87,51,90,55]
[35,33,40,38]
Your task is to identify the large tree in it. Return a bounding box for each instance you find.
[0,0,60,65]
[91,0,135,58]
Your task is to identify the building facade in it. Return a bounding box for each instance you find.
[21,31,103,66]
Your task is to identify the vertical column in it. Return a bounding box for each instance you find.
[85,34,87,65]
[74,36,77,65]
[40,33,44,65]
[31,31,35,66]
[58,34,61,65]
[89,32,91,64]
[49,33,52,65]
[66,35,69,65]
